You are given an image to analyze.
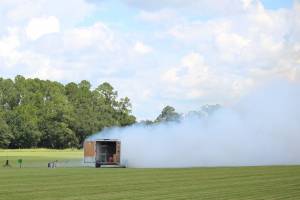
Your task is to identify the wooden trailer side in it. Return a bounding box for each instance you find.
[116,141,121,164]
[84,141,96,163]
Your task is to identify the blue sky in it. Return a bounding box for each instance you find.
[262,0,293,9]
[0,0,299,120]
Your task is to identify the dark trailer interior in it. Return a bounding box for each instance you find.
[95,140,120,167]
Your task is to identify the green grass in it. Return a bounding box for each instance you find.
[0,149,82,168]
[1,150,300,200]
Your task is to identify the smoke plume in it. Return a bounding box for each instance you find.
[87,80,300,168]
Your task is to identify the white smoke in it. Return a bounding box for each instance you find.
[87,80,300,168]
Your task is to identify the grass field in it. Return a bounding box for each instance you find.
[0,149,82,168]
[1,150,300,200]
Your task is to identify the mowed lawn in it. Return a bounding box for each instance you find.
[0,150,300,200]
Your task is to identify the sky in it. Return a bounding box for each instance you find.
[0,0,299,120]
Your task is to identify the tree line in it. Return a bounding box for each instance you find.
[140,104,221,125]
[0,76,136,149]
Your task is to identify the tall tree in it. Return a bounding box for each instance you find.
[155,106,181,123]
[8,105,41,148]
[38,81,77,148]
[0,108,13,148]
[66,81,100,146]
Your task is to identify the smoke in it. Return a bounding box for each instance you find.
[87,80,300,168]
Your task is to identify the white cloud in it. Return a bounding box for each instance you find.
[31,66,66,81]
[138,9,178,23]
[0,28,21,67]
[162,52,223,99]
[216,32,250,62]
[158,4,299,105]
[26,16,60,40]
[161,52,255,102]
[3,0,94,27]
[0,31,19,56]
[63,22,118,51]
[133,41,153,54]
[162,1,299,76]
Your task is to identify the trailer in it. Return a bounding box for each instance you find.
[84,139,123,168]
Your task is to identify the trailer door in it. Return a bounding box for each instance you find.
[84,141,96,163]
[116,141,121,164]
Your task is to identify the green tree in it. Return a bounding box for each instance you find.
[155,106,181,123]
[116,97,136,126]
[38,81,77,148]
[96,82,117,105]
[95,83,135,127]
[0,78,19,109]
[0,108,13,148]
[8,105,41,148]
[66,81,100,146]
[0,76,136,148]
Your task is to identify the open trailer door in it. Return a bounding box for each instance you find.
[115,141,121,164]
[84,141,96,163]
